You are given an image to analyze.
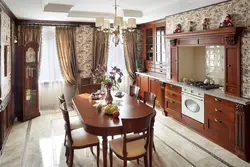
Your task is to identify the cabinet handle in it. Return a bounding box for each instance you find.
[170,100,175,104]
[227,64,231,67]
[215,118,222,123]
[215,108,222,112]
[214,98,221,102]
[170,85,174,88]
[170,92,175,96]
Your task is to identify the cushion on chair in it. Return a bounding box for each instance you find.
[70,116,82,130]
[69,128,99,147]
[109,134,146,158]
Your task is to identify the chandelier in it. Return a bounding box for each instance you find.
[95,0,137,47]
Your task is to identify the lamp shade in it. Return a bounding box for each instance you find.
[95,18,104,27]
[114,16,124,27]
[104,20,110,29]
[128,18,136,28]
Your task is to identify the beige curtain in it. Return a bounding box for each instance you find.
[56,27,79,93]
[92,28,109,69]
[123,31,137,83]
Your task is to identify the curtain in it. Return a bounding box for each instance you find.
[56,27,79,93]
[39,26,64,110]
[123,31,137,83]
[107,37,131,94]
[92,28,109,69]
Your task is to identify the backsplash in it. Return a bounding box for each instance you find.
[165,0,250,98]
[206,46,225,86]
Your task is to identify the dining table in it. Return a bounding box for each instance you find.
[72,93,154,167]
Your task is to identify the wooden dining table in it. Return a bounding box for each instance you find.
[72,93,154,167]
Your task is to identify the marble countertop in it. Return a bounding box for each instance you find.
[136,72,250,105]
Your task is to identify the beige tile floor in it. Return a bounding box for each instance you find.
[0,109,250,167]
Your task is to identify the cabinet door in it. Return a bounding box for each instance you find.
[149,78,161,104]
[140,76,149,99]
[170,47,178,81]
[136,75,141,88]
[205,114,235,151]
[225,47,240,96]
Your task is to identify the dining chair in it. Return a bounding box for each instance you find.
[60,102,100,167]
[129,85,140,99]
[109,113,153,167]
[80,84,102,94]
[58,94,83,146]
[143,91,157,152]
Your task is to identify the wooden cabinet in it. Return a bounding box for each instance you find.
[165,83,182,120]
[15,41,40,122]
[149,78,161,106]
[225,45,240,96]
[142,20,166,74]
[204,94,235,151]
[139,75,149,99]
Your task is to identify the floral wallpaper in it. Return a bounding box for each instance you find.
[1,11,11,99]
[75,25,94,78]
[165,0,250,98]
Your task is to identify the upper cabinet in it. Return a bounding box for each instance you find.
[142,20,166,75]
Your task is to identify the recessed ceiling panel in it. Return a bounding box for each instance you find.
[122,9,143,18]
[68,11,114,19]
[44,3,73,13]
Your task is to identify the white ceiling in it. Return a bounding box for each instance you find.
[5,0,227,24]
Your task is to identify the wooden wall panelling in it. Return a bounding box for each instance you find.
[235,104,250,161]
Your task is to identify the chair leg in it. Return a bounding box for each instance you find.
[97,144,100,167]
[137,159,140,164]
[69,148,74,167]
[144,155,148,167]
[123,160,127,167]
[153,142,156,152]
[65,146,69,163]
[90,146,94,155]
[64,132,67,146]
[109,149,113,167]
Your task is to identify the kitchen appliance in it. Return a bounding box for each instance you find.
[182,87,204,123]
[188,81,220,90]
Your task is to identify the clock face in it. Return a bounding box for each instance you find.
[25,47,36,63]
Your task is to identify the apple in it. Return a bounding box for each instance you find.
[113,111,120,118]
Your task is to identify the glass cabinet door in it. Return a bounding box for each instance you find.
[155,27,165,62]
[25,66,37,106]
[146,28,154,61]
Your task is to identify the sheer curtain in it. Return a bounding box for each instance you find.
[39,26,64,110]
[107,36,132,93]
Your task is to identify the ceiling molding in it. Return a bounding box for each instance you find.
[0,0,18,22]
[17,19,95,27]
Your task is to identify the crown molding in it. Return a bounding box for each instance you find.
[0,0,18,22]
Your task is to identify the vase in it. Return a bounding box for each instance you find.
[105,88,113,104]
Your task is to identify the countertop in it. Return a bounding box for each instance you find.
[136,72,250,105]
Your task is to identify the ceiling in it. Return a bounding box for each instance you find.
[5,0,228,24]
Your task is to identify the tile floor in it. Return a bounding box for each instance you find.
[0,109,250,167]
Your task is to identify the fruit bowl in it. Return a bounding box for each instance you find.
[103,104,119,115]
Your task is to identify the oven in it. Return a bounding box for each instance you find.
[182,88,204,123]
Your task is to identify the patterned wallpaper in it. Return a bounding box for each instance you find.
[165,0,250,98]
[1,11,11,99]
[75,25,94,78]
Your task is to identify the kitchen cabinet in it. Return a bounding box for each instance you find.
[139,75,149,99]
[165,83,182,120]
[170,47,178,81]
[149,78,161,106]
[204,95,235,151]
[142,20,166,74]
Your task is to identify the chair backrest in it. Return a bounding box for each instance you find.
[143,91,157,109]
[129,85,140,98]
[59,102,73,144]
[58,94,65,105]
[81,84,102,94]
[121,113,153,157]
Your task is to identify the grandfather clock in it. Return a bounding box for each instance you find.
[15,41,40,121]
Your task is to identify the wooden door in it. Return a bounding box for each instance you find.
[171,47,178,81]
[140,76,149,99]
